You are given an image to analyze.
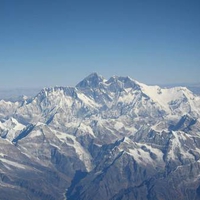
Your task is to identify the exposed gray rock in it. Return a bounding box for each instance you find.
[0,73,200,199]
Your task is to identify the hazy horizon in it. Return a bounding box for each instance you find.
[0,72,200,90]
[0,73,200,101]
[1,0,200,88]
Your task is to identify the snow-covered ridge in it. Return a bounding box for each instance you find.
[0,73,200,200]
[1,73,199,126]
[0,73,199,145]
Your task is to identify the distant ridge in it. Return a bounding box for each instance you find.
[0,73,200,200]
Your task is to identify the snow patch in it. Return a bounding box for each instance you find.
[0,158,25,169]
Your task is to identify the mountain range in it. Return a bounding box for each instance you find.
[0,73,200,200]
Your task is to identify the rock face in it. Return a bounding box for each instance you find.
[0,73,200,200]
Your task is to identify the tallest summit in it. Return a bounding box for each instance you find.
[76,73,105,89]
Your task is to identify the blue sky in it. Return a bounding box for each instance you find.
[1,0,200,88]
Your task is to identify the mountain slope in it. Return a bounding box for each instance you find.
[0,73,200,200]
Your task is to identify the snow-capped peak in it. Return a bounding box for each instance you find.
[76,73,106,88]
[106,75,140,90]
[1,73,200,200]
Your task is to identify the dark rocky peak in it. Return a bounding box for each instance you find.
[170,114,197,132]
[76,73,105,89]
[106,76,123,92]
[117,76,140,89]
[106,76,140,92]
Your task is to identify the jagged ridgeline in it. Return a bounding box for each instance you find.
[0,73,200,200]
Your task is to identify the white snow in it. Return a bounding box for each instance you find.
[29,130,43,138]
[138,83,200,116]
[48,127,93,171]
[128,148,152,165]
[118,139,164,166]
[36,122,46,126]
[0,158,25,169]
[0,153,5,157]
[77,92,99,108]
[78,123,96,137]
[123,137,132,144]
[70,139,93,171]
[118,91,135,104]
[126,143,164,165]
[168,131,194,160]
[0,117,25,141]
[138,143,163,161]
[114,121,124,130]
